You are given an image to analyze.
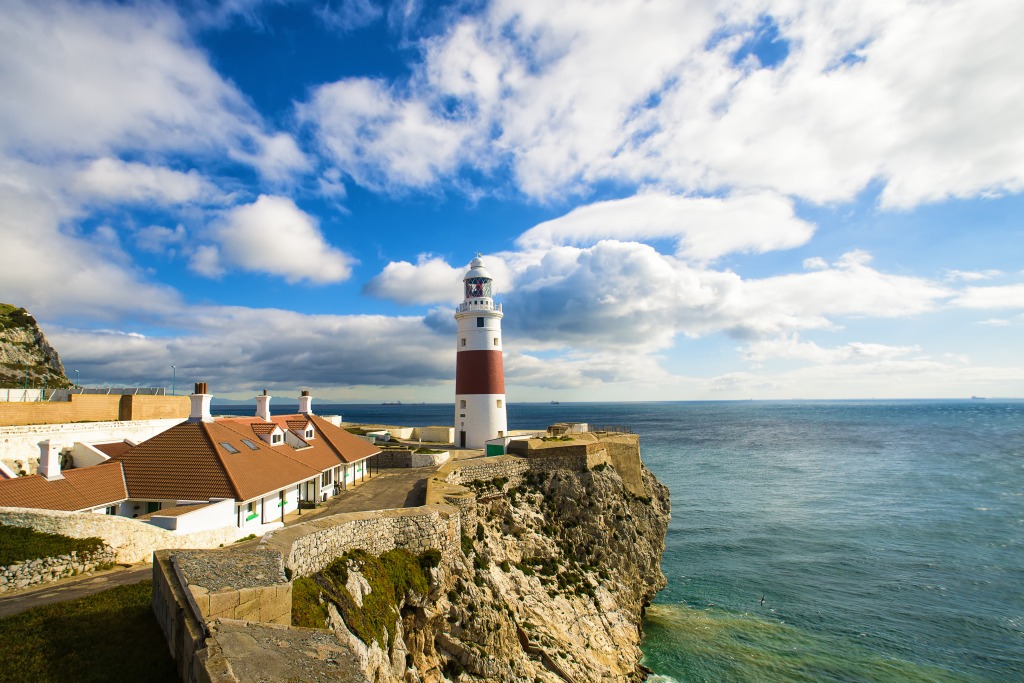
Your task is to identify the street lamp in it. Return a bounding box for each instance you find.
[171,365,176,396]
[75,369,79,388]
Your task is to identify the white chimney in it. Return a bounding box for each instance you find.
[298,389,313,415]
[256,389,272,422]
[38,440,64,480]
[189,382,213,422]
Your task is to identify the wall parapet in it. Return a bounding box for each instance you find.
[261,504,460,578]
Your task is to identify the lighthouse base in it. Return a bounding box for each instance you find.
[455,393,507,449]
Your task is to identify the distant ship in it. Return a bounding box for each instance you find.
[550,400,560,404]
[971,396,986,400]
[381,401,402,405]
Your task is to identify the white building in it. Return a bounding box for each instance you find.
[454,256,508,448]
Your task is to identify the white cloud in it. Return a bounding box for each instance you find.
[0,164,181,320]
[365,256,466,304]
[0,0,305,181]
[743,335,922,363]
[300,78,470,191]
[297,0,1024,209]
[951,283,1024,309]
[73,157,221,205]
[516,191,815,261]
[945,269,1004,282]
[135,224,187,254]
[209,195,355,284]
[188,245,225,279]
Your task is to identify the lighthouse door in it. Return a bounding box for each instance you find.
[459,430,466,448]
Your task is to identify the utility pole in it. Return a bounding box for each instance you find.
[171,365,176,396]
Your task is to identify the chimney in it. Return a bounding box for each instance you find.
[256,389,272,422]
[298,389,313,415]
[189,382,213,422]
[38,440,64,480]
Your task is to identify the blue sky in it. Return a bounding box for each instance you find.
[1,0,1022,402]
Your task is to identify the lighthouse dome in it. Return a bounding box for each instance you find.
[464,256,492,281]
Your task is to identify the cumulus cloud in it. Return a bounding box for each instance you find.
[0,0,305,181]
[135,224,187,254]
[516,191,815,261]
[951,283,1024,309]
[297,0,1024,209]
[72,157,221,205]
[205,195,355,284]
[299,78,470,191]
[743,336,923,363]
[364,255,466,304]
[0,165,181,320]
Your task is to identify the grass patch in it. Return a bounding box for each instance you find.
[414,448,445,454]
[294,549,433,651]
[291,576,330,628]
[0,524,105,566]
[0,580,176,683]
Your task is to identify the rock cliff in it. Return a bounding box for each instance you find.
[297,454,671,682]
[0,304,71,389]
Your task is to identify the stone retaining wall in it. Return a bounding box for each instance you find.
[0,545,116,592]
[0,508,243,563]
[262,504,460,578]
[375,448,413,468]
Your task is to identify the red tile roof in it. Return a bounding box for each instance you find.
[0,462,127,511]
[92,441,133,458]
[111,420,321,503]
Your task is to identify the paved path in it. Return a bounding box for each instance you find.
[323,465,438,514]
[0,563,152,619]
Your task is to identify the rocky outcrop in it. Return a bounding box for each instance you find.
[0,304,71,389]
[309,448,671,682]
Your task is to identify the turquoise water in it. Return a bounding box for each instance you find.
[218,400,1024,680]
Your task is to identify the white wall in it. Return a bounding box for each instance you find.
[455,393,508,449]
[0,418,184,474]
[69,441,114,468]
[413,426,454,443]
[146,499,236,533]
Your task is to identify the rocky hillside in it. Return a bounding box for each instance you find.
[295,458,671,682]
[0,304,72,389]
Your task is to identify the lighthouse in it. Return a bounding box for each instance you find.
[454,255,507,449]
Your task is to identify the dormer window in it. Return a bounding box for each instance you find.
[305,428,314,439]
[272,433,282,444]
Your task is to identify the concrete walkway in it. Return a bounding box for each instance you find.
[0,563,151,619]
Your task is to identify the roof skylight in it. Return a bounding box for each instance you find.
[219,442,240,454]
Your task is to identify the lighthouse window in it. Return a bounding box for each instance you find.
[476,317,484,327]
[460,400,466,408]
[461,338,466,347]
[493,337,499,346]
[496,399,503,408]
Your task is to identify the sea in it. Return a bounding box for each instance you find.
[216,400,1024,682]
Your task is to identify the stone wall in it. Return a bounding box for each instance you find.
[262,504,460,578]
[152,550,210,683]
[374,448,413,468]
[0,393,188,426]
[0,545,115,592]
[0,508,243,563]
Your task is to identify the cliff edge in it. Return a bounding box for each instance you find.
[296,435,671,682]
[0,304,71,389]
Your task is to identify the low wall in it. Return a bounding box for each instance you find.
[1,545,116,593]
[414,426,454,443]
[0,417,184,474]
[262,504,460,578]
[0,394,188,427]
[152,550,210,683]
[376,449,451,468]
[0,508,244,563]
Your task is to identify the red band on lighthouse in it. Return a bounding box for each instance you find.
[455,350,505,394]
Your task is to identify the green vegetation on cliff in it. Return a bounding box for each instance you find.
[292,548,436,650]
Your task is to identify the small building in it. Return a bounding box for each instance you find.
[0,384,381,537]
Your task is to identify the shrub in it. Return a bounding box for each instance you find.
[461,533,474,556]
[291,577,330,628]
[418,548,442,571]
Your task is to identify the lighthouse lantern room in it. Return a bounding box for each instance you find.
[454,255,507,449]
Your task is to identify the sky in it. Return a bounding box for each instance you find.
[1,0,1022,403]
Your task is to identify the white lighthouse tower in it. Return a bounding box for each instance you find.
[454,255,507,449]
